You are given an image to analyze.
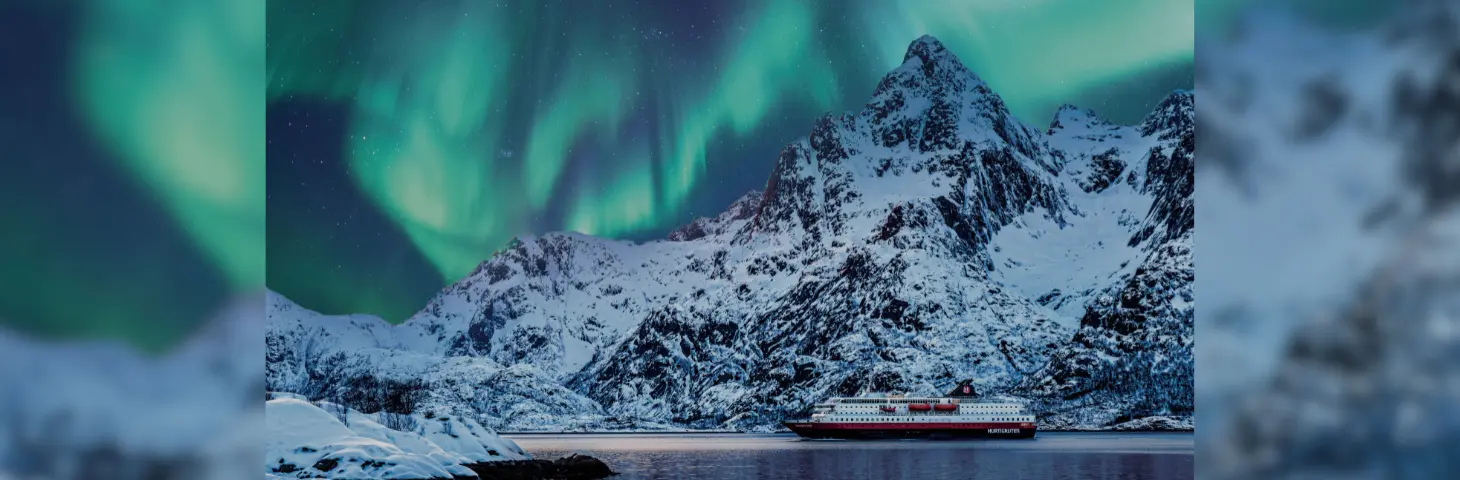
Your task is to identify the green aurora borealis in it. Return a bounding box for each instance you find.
[77,0,267,290]
[6,0,1257,352]
[267,0,1196,323]
[0,0,1406,350]
[1,0,262,351]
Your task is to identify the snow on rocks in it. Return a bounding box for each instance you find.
[266,396,529,479]
[267,35,1195,433]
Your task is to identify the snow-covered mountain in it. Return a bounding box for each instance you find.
[267,35,1195,431]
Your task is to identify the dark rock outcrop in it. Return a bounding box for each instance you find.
[464,454,615,480]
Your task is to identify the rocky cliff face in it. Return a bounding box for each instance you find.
[267,35,1195,431]
[1019,91,1195,429]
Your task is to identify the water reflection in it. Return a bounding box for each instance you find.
[507,433,1192,480]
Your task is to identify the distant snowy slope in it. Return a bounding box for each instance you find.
[268,35,1194,432]
[1013,90,1195,429]
[990,104,1163,321]
[267,292,611,431]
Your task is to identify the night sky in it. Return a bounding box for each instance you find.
[267,0,1196,322]
[0,0,261,351]
[0,0,1400,351]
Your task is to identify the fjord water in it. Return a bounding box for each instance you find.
[507,432,1192,479]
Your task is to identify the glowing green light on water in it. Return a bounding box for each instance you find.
[73,0,266,289]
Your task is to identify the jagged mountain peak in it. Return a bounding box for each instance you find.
[668,190,763,242]
[1139,89,1195,139]
[267,287,299,311]
[878,34,987,99]
[841,34,1045,169]
[903,35,956,65]
[1054,103,1093,114]
[1048,104,1111,134]
[268,35,1194,433]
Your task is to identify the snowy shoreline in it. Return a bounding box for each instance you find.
[266,395,616,479]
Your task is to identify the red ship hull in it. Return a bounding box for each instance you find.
[781,421,1036,440]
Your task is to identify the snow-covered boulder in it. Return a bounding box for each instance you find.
[267,398,458,479]
[266,397,530,479]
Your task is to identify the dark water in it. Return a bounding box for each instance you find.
[506,432,1193,480]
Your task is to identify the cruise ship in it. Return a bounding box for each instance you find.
[781,381,1037,439]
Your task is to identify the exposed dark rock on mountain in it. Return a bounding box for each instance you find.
[267,35,1194,432]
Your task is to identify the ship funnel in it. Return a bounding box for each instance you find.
[946,379,978,398]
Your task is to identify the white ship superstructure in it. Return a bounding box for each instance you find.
[783,381,1038,439]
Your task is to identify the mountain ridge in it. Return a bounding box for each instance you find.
[267,35,1194,432]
